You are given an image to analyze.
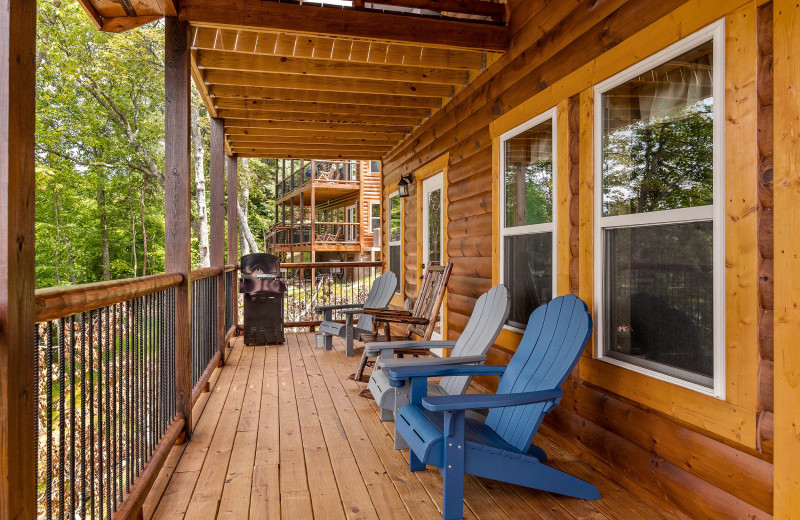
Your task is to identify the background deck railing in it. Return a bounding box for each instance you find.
[276,160,360,197]
[281,261,381,329]
[32,265,238,519]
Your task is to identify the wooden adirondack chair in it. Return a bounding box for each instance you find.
[367,285,509,426]
[385,294,599,520]
[353,262,453,381]
[316,271,397,356]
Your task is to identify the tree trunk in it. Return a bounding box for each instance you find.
[191,104,211,267]
[237,200,260,254]
[97,183,111,281]
[53,189,61,285]
[140,190,148,277]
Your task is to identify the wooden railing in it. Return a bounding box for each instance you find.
[281,261,381,329]
[272,222,360,248]
[276,160,360,198]
[33,265,238,519]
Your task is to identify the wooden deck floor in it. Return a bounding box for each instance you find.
[143,333,673,520]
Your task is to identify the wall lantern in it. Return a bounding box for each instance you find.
[398,173,413,198]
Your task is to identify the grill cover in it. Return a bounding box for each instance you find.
[239,253,286,295]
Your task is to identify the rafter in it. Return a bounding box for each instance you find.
[180,0,509,51]
[366,0,506,20]
[223,120,413,134]
[216,109,420,127]
[191,27,491,71]
[203,70,455,98]
[195,49,469,85]
[209,85,442,109]
[214,99,430,119]
[230,145,385,159]
[224,127,408,141]
[226,138,394,150]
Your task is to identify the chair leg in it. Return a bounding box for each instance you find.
[394,424,410,449]
[409,447,426,472]
[380,407,393,422]
[345,315,354,356]
[442,410,466,520]
[354,349,370,381]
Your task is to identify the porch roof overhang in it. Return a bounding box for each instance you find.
[75,0,509,160]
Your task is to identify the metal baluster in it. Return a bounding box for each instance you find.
[88,311,96,520]
[46,322,53,518]
[104,306,111,518]
[127,300,133,492]
[70,314,76,519]
[111,304,118,511]
[59,317,66,520]
[81,313,87,517]
[136,297,142,474]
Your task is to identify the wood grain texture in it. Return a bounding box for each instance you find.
[773,0,800,516]
[210,117,226,362]
[0,0,37,516]
[165,16,193,439]
[180,0,510,51]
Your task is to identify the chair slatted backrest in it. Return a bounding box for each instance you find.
[439,285,510,396]
[357,272,397,332]
[406,263,453,341]
[485,295,592,453]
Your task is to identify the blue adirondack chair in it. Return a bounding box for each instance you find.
[386,294,599,520]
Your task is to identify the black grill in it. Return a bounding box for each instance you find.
[239,253,286,345]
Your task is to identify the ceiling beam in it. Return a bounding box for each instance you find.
[180,0,509,51]
[366,0,506,20]
[223,119,412,134]
[231,146,386,159]
[101,15,162,33]
[209,85,442,109]
[196,49,468,85]
[238,152,378,160]
[216,109,420,127]
[214,99,430,119]
[225,127,407,141]
[191,27,489,70]
[204,70,455,98]
[227,139,394,150]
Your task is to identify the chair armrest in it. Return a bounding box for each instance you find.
[386,364,507,387]
[421,388,564,412]
[363,308,412,317]
[340,309,363,316]
[364,340,456,354]
[378,355,486,369]
[315,303,363,313]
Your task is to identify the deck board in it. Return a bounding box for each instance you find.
[147,333,675,520]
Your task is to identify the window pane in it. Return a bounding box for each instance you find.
[389,245,401,293]
[604,222,714,386]
[371,203,381,218]
[390,196,401,242]
[370,160,381,173]
[503,233,553,329]
[427,188,441,263]
[602,41,714,216]
[504,120,553,228]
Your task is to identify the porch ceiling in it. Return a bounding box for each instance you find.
[75,0,508,160]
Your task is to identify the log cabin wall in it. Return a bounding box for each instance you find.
[381,1,775,518]
[359,161,382,252]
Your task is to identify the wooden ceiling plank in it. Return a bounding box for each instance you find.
[230,146,385,158]
[209,85,441,108]
[191,27,490,70]
[180,0,510,51]
[190,50,217,118]
[227,137,397,147]
[214,98,430,118]
[367,0,506,20]
[238,152,380,159]
[224,127,407,140]
[223,119,411,134]
[101,15,163,33]
[230,142,392,151]
[204,69,455,97]
[196,49,467,85]
[215,108,420,126]
[76,0,103,29]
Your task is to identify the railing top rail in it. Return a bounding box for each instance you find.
[34,272,183,323]
[281,261,381,269]
[224,264,238,272]
[190,266,223,281]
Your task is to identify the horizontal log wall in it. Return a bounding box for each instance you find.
[382,0,774,518]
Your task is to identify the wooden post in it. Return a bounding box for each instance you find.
[773,0,800,517]
[164,16,192,440]
[0,0,36,516]
[210,118,226,362]
[226,154,239,328]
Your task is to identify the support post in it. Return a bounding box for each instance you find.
[164,16,192,440]
[0,0,36,516]
[210,118,226,362]
[773,1,800,517]
[226,154,239,328]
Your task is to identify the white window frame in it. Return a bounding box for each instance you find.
[499,108,558,333]
[593,20,726,398]
[370,160,381,174]
[370,201,381,234]
[387,191,402,295]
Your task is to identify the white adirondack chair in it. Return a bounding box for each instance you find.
[367,285,510,436]
[317,271,397,356]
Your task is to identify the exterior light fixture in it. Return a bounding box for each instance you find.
[398,173,413,198]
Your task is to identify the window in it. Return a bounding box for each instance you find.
[499,109,557,330]
[594,22,724,395]
[370,202,381,234]
[370,160,381,173]
[388,192,402,294]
